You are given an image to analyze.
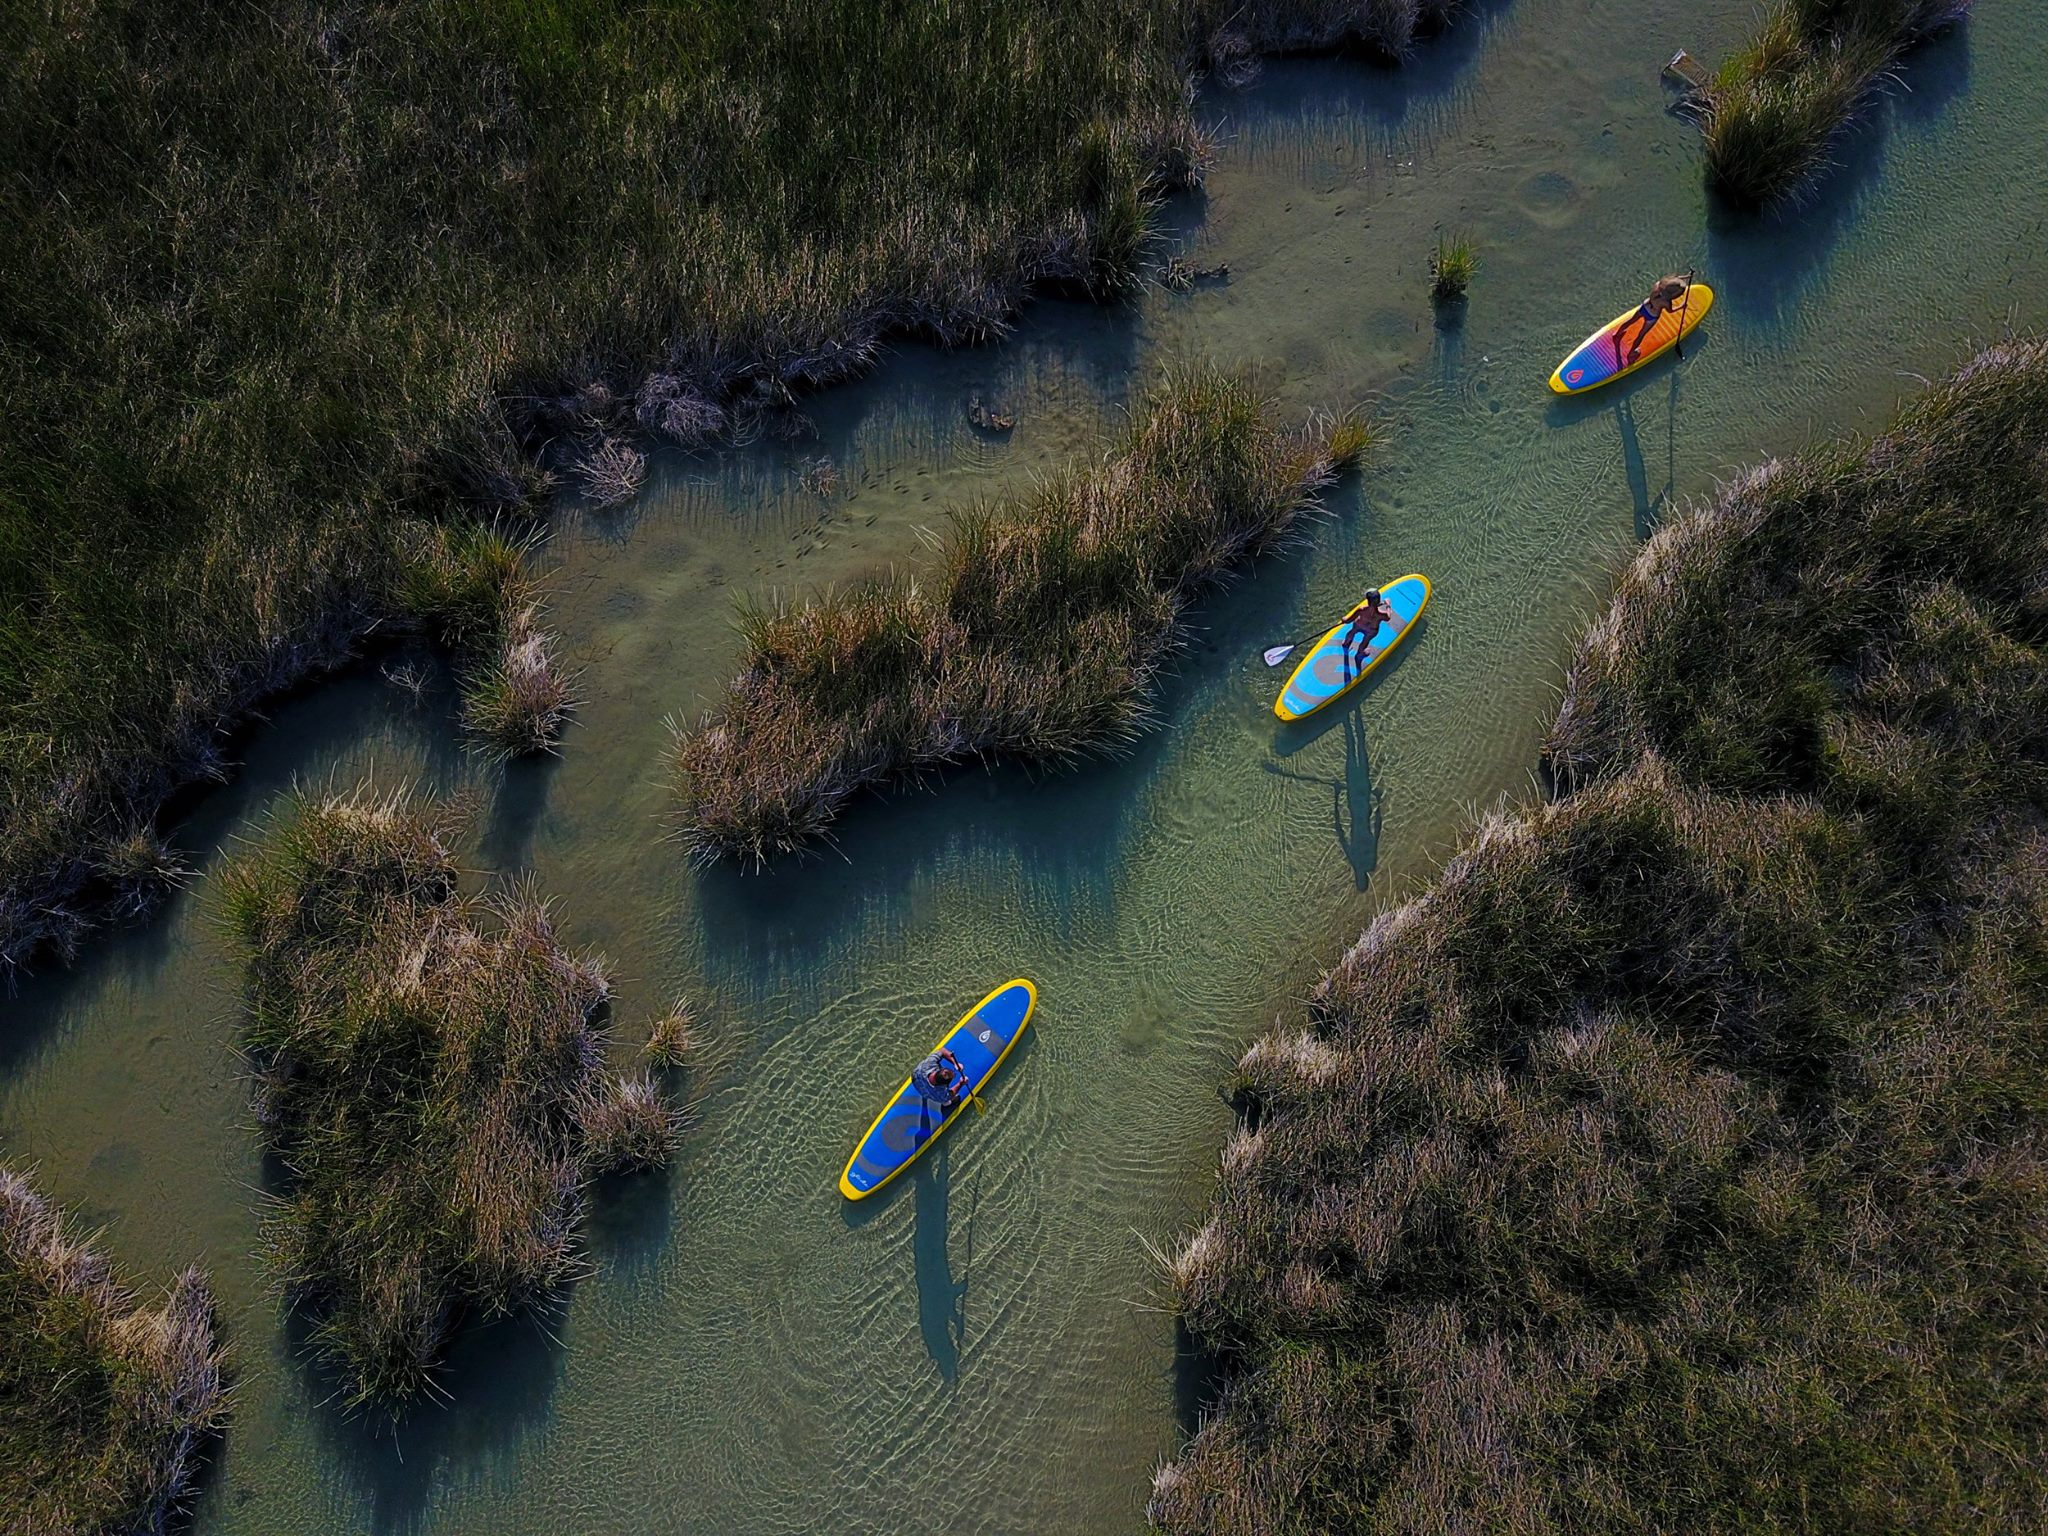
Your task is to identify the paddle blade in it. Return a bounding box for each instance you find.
[1261,643,1298,667]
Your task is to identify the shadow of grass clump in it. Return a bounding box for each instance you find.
[673,368,1369,863]
[1149,337,2048,1533]
[220,783,677,1410]
[1698,0,1971,208]
[0,1167,224,1535]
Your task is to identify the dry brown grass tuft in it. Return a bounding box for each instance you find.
[221,782,676,1408]
[1,1166,225,1535]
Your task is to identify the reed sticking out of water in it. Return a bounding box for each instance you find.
[1,0,1483,978]
[220,784,678,1408]
[1428,232,1476,305]
[0,1166,225,1534]
[673,369,1369,863]
[1150,336,2048,1533]
[645,998,701,1069]
[1699,0,1970,207]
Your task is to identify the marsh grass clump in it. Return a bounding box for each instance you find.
[92,823,189,921]
[576,1073,681,1175]
[221,783,675,1408]
[1427,232,1476,305]
[1699,0,1970,207]
[645,999,700,1069]
[396,522,576,757]
[0,1166,225,1535]
[1151,337,2048,1534]
[674,368,1358,862]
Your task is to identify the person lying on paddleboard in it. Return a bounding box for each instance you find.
[1613,274,1690,364]
[912,1046,971,1114]
[1341,589,1396,678]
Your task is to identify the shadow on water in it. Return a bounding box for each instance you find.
[1208,0,1521,170]
[911,1144,985,1385]
[1263,709,1383,890]
[480,748,566,874]
[1708,25,1973,334]
[582,1162,680,1291]
[1615,365,1687,540]
[294,1303,568,1536]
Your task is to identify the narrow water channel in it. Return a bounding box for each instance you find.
[5,1,2045,1532]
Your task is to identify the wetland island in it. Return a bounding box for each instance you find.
[3,1,2043,1533]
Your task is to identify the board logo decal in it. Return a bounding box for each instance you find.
[978,1028,992,1043]
[1566,368,1583,384]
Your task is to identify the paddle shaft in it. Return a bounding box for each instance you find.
[1674,267,1695,361]
[1267,604,1385,667]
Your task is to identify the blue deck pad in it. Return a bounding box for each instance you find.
[843,982,1033,1196]
[1278,575,1429,718]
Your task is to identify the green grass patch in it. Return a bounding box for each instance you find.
[0,1167,224,1535]
[672,367,1362,863]
[1428,231,1476,306]
[1700,0,1970,207]
[221,783,677,1408]
[1151,337,2048,1533]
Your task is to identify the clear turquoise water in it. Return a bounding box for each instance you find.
[4,2,2045,1532]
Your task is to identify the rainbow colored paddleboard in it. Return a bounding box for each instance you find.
[839,979,1037,1200]
[1549,282,1714,394]
[1274,573,1432,722]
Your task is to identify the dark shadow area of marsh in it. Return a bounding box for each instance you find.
[1206,0,1521,176]
[280,1304,569,1536]
[1264,709,1384,891]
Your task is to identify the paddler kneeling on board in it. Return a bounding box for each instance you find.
[1341,589,1396,679]
[912,1046,971,1117]
[1613,274,1690,365]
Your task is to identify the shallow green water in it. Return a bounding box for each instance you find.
[6,2,2046,1532]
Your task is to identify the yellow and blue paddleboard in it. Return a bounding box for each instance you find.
[1549,283,1714,394]
[1274,573,1431,722]
[839,979,1036,1200]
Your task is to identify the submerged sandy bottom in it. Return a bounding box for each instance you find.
[5,1,2046,1531]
